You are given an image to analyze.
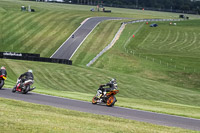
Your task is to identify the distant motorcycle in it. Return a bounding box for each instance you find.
[0,74,7,89]
[12,79,35,94]
[92,88,119,107]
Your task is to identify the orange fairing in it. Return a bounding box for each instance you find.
[106,89,119,96]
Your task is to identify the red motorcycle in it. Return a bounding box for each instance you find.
[12,79,35,94]
[0,74,7,89]
[92,89,119,107]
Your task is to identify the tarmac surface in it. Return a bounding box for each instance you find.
[1,88,200,131]
[50,17,125,60]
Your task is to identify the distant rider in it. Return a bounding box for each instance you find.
[96,78,118,98]
[0,66,7,89]
[0,66,7,77]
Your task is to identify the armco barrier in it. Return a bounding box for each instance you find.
[0,52,72,65]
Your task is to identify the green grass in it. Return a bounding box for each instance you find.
[1,59,200,119]
[1,0,199,57]
[72,19,200,90]
[72,20,124,65]
[1,0,200,131]
[0,97,198,133]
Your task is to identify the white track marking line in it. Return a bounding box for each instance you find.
[50,17,92,58]
[69,21,100,60]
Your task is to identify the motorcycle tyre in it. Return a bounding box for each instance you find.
[22,85,30,94]
[0,80,4,90]
[12,86,16,93]
[92,96,98,104]
[106,95,116,107]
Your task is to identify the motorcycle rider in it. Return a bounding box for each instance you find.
[18,69,34,83]
[0,66,7,89]
[96,78,118,98]
[13,69,34,92]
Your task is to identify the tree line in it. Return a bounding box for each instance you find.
[76,0,200,14]
[34,0,200,14]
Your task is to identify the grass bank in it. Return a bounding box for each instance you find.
[0,97,197,133]
[1,59,200,119]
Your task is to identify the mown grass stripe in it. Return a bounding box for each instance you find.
[2,12,43,50]
[159,31,180,50]
[17,11,63,51]
[29,13,70,54]
[15,12,57,49]
[158,29,171,44]
[19,12,81,56]
[181,32,197,51]
[169,32,188,50]
[2,12,37,37]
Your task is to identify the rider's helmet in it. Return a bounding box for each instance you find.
[1,66,6,70]
[110,78,118,89]
[28,69,33,73]
[110,78,116,83]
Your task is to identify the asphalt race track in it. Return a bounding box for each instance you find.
[50,17,125,60]
[0,88,200,131]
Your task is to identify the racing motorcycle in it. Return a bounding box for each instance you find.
[0,74,7,89]
[12,78,35,94]
[92,88,119,107]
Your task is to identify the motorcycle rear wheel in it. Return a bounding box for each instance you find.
[106,95,116,107]
[92,96,98,104]
[22,85,30,94]
[0,80,4,89]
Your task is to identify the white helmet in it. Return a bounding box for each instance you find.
[110,78,116,83]
[1,66,6,70]
[110,78,118,89]
[28,69,33,73]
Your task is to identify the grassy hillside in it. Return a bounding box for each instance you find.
[72,19,200,90]
[1,58,200,119]
[0,0,199,57]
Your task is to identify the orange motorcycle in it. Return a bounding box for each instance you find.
[92,89,119,107]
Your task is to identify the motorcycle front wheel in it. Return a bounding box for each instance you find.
[12,86,16,93]
[106,95,116,107]
[92,96,98,104]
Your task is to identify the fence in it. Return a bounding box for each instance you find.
[124,49,200,73]
[0,52,72,65]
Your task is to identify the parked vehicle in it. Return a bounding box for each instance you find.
[12,79,35,94]
[92,88,119,107]
[150,23,158,27]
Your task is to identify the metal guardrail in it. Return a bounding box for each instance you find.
[86,23,125,67]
